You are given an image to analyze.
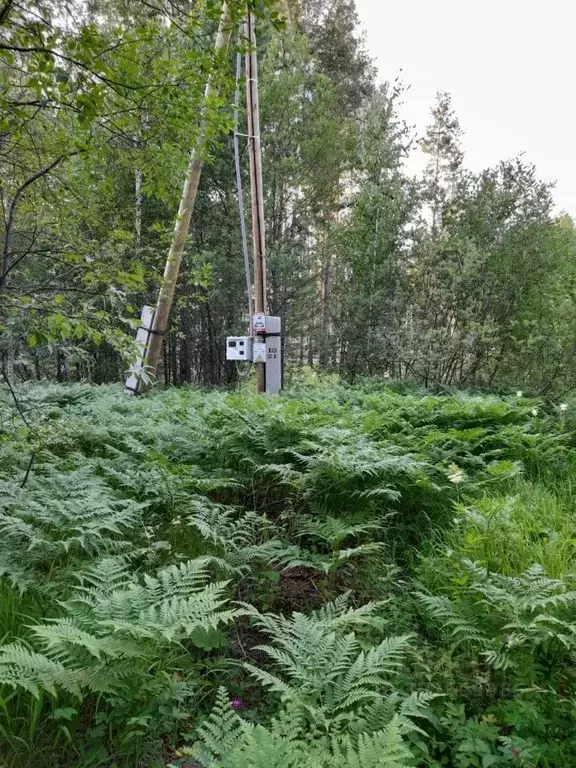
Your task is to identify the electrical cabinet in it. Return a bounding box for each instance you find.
[225,316,282,393]
[265,316,281,394]
[226,336,253,361]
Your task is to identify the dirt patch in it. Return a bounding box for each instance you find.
[275,566,323,614]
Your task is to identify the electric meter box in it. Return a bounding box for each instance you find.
[226,336,253,361]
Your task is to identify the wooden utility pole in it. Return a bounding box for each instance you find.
[139,2,232,388]
[245,10,267,393]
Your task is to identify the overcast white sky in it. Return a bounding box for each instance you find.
[355,0,575,216]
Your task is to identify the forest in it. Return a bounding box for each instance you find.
[2,0,576,766]
[1,0,576,392]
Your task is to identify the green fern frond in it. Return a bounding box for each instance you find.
[195,686,246,760]
[310,594,388,630]
[0,644,83,698]
[242,602,414,728]
[73,556,134,594]
[351,487,402,502]
[417,592,490,648]
[32,619,146,661]
[193,689,417,768]
[0,468,145,567]
[295,516,383,549]
[332,717,415,768]
[0,555,238,699]
[0,552,35,593]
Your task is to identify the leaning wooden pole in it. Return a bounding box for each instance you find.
[141,2,232,386]
[245,9,267,393]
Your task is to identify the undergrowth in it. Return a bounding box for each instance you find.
[1,379,575,766]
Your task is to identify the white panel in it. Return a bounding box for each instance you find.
[253,342,267,363]
[141,305,154,329]
[125,305,154,395]
[226,336,253,361]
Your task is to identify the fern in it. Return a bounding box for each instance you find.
[0,467,146,573]
[295,515,384,549]
[193,686,247,761]
[0,644,84,698]
[240,598,415,730]
[0,552,35,594]
[187,498,278,555]
[67,558,236,642]
[187,499,314,574]
[193,688,417,768]
[416,593,490,650]
[331,718,416,768]
[0,557,238,698]
[3,381,574,765]
[419,559,576,686]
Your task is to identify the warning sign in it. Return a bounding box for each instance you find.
[252,313,266,335]
[253,342,267,363]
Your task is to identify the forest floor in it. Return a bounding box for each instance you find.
[1,378,576,767]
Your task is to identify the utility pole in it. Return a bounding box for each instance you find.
[132,2,232,392]
[244,10,267,394]
[225,12,281,395]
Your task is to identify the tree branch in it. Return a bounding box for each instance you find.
[1,152,76,287]
[0,44,169,93]
[0,0,13,26]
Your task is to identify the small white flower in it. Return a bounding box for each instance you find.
[559,403,568,412]
[531,408,538,417]
[516,390,523,398]
[448,463,464,485]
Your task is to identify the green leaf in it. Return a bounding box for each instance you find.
[52,708,77,721]
[262,570,281,583]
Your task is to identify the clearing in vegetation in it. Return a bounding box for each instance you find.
[1,378,576,767]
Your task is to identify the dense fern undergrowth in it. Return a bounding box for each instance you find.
[2,377,576,767]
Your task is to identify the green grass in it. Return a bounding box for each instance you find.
[0,379,575,766]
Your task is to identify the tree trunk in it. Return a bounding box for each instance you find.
[141,3,233,386]
[56,350,67,383]
[319,250,332,368]
[135,168,142,256]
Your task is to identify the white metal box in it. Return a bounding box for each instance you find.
[226,336,253,361]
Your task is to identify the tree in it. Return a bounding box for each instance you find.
[408,156,557,388]
[291,0,375,113]
[329,83,415,380]
[258,29,345,368]
[420,91,464,233]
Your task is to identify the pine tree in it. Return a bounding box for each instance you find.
[420,92,464,232]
